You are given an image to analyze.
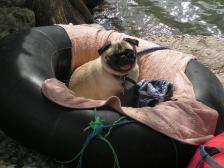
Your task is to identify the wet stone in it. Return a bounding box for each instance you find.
[0,7,35,39]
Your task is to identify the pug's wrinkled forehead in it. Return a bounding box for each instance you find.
[110,40,134,53]
[98,38,139,56]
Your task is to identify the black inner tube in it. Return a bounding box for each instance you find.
[0,25,223,168]
[185,59,224,134]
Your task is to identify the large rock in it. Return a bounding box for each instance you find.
[0,0,102,39]
[82,0,104,11]
[0,7,35,39]
[0,0,26,7]
[27,0,94,26]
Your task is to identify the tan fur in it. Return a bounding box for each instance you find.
[68,39,139,100]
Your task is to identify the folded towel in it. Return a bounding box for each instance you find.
[42,78,218,145]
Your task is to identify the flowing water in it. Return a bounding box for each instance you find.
[93,0,224,38]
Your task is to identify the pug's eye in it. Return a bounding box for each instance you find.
[126,51,135,57]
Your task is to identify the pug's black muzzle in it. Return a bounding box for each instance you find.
[107,50,136,72]
[119,55,132,64]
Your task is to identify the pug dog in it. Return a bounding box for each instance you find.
[68,38,139,100]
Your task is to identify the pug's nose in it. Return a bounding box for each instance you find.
[120,55,129,64]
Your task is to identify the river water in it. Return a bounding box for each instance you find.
[93,0,224,38]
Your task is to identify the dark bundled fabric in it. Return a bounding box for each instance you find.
[119,79,173,107]
[137,80,173,107]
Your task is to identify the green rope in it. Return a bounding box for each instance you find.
[83,108,122,168]
[58,108,135,168]
[99,135,120,168]
[83,108,103,132]
[104,116,126,139]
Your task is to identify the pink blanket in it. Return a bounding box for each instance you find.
[42,24,218,145]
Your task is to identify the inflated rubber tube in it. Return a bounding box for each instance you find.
[185,59,224,134]
[0,26,224,168]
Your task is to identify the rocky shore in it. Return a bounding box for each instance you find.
[0,0,103,39]
[0,0,224,167]
[145,35,224,85]
[0,0,35,39]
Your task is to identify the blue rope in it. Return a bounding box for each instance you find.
[58,108,137,168]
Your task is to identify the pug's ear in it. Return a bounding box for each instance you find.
[123,38,139,46]
[98,42,112,55]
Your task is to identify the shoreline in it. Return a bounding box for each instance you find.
[144,34,224,85]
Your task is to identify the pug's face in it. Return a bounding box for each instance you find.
[98,38,139,75]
